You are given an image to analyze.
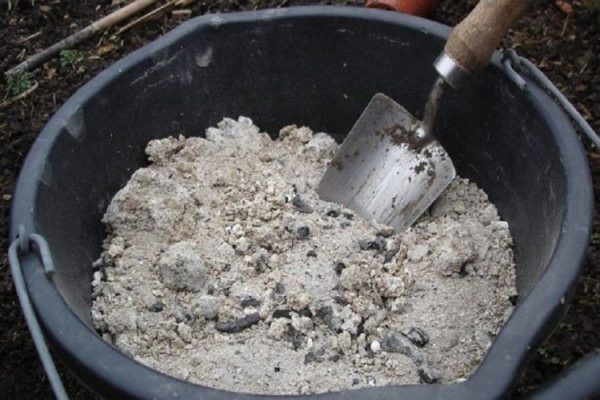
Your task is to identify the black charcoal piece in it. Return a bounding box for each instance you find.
[316,305,338,332]
[284,324,304,350]
[272,309,292,319]
[297,308,313,318]
[275,282,286,294]
[316,305,333,319]
[254,254,269,273]
[273,282,287,303]
[148,302,165,313]
[292,195,314,213]
[358,237,385,251]
[406,327,429,347]
[418,365,440,384]
[304,351,318,364]
[303,348,325,364]
[240,296,261,308]
[334,261,347,275]
[215,313,261,333]
[296,226,311,239]
[381,333,412,357]
[383,248,400,263]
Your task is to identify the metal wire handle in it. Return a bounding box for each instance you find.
[8,225,69,400]
[502,48,600,149]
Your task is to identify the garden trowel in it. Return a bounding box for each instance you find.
[318,0,530,232]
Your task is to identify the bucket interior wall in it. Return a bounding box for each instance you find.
[31,14,565,326]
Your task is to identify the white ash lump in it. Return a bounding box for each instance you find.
[91,116,517,395]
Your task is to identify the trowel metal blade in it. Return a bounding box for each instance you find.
[318,93,456,233]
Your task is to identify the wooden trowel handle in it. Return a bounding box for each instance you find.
[445,0,531,73]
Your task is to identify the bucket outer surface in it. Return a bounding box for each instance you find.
[9,6,593,400]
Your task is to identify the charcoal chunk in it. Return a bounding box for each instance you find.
[175,312,194,324]
[303,348,325,364]
[292,195,314,213]
[254,253,269,273]
[304,351,318,364]
[273,308,312,319]
[273,309,292,319]
[418,365,440,384]
[316,305,339,332]
[406,327,429,347]
[215,313,261,333]
[284,325,304,350]
[381,333,413,357]
[275,282,286,294]
[326,209,340,217]
[358,237,386,251]
[383,248,399,263]
[296,226,311,240]
[316,305,333,319]
[240,296,261,308]
[273,282,286,303]
[298,308,313,318]
[334,261,347,275]
[148,302,165,313]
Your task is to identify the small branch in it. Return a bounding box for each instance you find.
[0,81,39,108]
[114,0,198,36]
[17,31,43,44]
[171,9,192,16]
[114,0,179,36]
[4,0,158,77]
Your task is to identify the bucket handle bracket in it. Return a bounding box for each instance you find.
[8,224,69,400]
[502,48,600,149]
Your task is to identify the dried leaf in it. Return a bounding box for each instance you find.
[555,0,574,14]
[98,43,116,56]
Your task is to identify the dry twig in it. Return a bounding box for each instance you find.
[0,81,39,108]
[5,0,158,77]
[114,0,197,36]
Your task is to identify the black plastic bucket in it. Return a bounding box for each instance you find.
[9,6,593,400]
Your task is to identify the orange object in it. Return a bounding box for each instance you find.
[365,0,439,17]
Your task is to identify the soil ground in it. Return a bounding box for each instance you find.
[0,0,598,398]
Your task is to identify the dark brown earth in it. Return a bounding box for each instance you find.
[0,1,598,399]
